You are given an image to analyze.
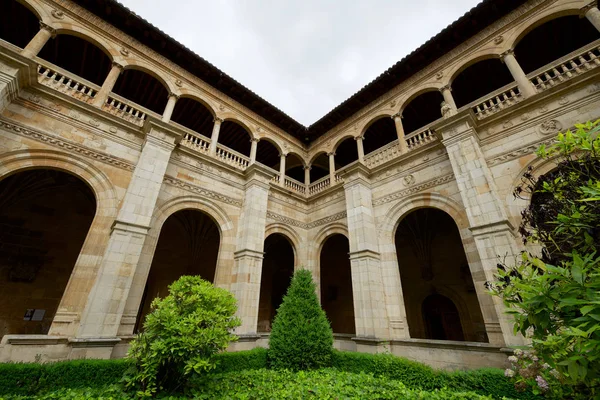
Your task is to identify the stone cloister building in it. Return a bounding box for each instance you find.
[0,0,599,369]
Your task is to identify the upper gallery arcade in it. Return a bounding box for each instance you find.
[0,0,599,368]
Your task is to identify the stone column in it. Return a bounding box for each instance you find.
[278,153,286,187]
[583,3,600,32]
[343,163,390,342]
[304,165,311,187]
[328,152,336,185]
[355,135,365,163]
[161,93,179,122]
[391,113,408,154]
[22,22,55,58]
[249,138,259,164]
[439,114,524,347]
[231,165,273,339]
[92,62,123,108]
[440,85,458,114]
[501,50,537,98]
[209,117,223,156]
[77,117,181,346]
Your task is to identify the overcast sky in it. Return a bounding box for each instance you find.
[118,0,482,126]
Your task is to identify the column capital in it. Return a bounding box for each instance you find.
[582,1,598,15]
[279,152,287,158]
[39,22,57,37]
[500,49,514,60]
[303,164,312,171]
[439,84,452,92]
[354,135,364,141]
[111,61,124,71]
[213,117,224,124]
[250,137,260,143]
[391,112,402,120]
[168,92,179,99]
[327,151,336,157]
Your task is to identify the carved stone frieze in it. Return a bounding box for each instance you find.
[488,137,556,166]
[373,174,454,206]
[0,118,135,171]
[265,210,347,230]
[538,119,562,135]
[163,176,243,207]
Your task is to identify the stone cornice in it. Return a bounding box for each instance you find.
[372,173,455,206]
[266,210,347,230]
[487,137,556,166]
[163,175,243,207]
[0,117,135,171]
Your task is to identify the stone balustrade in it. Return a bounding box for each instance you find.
[284,176,306,195]
[405,127,437,150]
[215,143,250,170]
[529,39,600,93]
[180,131,211,154]
[102,93,151,127]
[37,63,99,104]
[472,84,521,120]
[309,176,331,195]
[363,140,401,169]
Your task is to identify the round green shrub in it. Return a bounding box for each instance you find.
[267,269,334,370]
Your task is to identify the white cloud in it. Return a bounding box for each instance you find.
[117,0,482,125]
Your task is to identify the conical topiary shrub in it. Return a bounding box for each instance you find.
[267,268,334,370]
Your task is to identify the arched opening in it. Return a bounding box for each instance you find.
[0,0,39,48]
[256,139,280,171]
[0,169,96,339]
[362,117,397,155]
[38,34,112,86]
[218,120,252,157]
[514,15,600,74]
[135,209,220,332]
[335,138,358,170]
[394,208,486,342]
[452,59,513,109]
[286,153,305,182]
[257,233,294,333]
[170,97,214,138]
[112,68,169,115]
[402,91,444,134]
[310,153,329,183]
[422,294,464,341]
[320,234,355,334]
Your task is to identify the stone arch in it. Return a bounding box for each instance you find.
[121,62,175,95]
[507,6,585,51]
[259,136,283,155]
[15,0,50,24]
[0,148,119,336]
[398,86,442,114]
[176,93,216,117]
[314,222,349,255]
[286,150,306,167]
[332,133,356,152]
[119,194,235,336]
[357,111,392,137]
[309,150,328,166]
[220,115,256,139]
[448,52,503,86]
[265,223,301,266]
[51,25,116,62]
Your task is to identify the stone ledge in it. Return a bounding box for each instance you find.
[391,338,511,353]
[68,337,121,348]
[1,335,69,346]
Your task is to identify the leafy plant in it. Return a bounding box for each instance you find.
[124,275,240,397]
[490,120,600,399]
[267,269,334,370]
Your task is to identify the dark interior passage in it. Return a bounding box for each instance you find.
[0,0,39,48]
[171,97,214,137]
[362,118,397,155]
[320,234,355,334]
[402,91,444,134]
[218,120,252,157]
[135,209,220,332]
[452,59,513,109]
[310,153,329,183]
[112,68,169,115]
[335,138,358,169]
[258,233,294,332]
[0,169,96,339]
[395,208,486,342]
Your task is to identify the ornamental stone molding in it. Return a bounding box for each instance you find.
[163,176,243,207]
[538,119,563,135]
[265,210,347,229]
[488,137,557,166]
[372,174,454,206]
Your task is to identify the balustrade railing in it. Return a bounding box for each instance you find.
[309,176,331,195]
[529,39,600,93]
[284,176,306,195]
[472,84,521,120]
[364,140,401,168]
[180,131,211,154]
[37,63,99,104]
[405,127,437,150]
[102,94,151,127]
[215,144,250,170]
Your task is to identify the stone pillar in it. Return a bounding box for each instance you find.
[279,153,286,187]
[249,138,259,164]
[328,152,336,185]
[22,22,55,58]
[77,117,181,346]
[355,135,365,163]
[439,114,524,347]
[209,117,223,156]
[343,163,390,342]
[161,93,179,122]
[304,165,311,186]
[501,50,537,98]
[231,165,273,338]
[584,3,600,32]
[92,62,123,108]
[440,85,458,114]
[391,113,408,154]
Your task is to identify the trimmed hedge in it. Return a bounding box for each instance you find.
[213,347,267,373]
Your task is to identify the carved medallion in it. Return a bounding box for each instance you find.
[558,96,570,105]
[403,174,415,186]
[51,9,65,19]
[493,35,503,44]
[538,119,562,135]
